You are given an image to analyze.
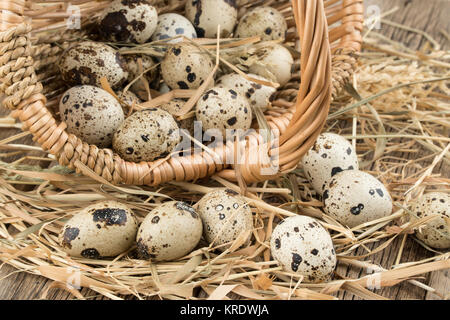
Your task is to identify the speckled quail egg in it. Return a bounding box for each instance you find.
[196,87,252,137]
[185,0,238,38]
[59,85,124,148]
[59,41,128,88]
[270,215,336,283]
[235,6,287,41]
[301,133,359,195]
[136,201,203,261]
[59,201,138,259]
[98,0,158,43]
[197,189,253,250]
[113,108,180,162]
[152,13,197,43]
[217,73,276,112]
[123,54,160,100]
[161,43,214,90]
[409,192,450,249]
[323,170,393,228]
[116,90,142,109]
[158,99,195,135]
[247,44,294,86]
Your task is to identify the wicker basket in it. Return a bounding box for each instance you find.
[0,0,363,187]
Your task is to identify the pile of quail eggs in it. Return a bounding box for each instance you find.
[59,188,339,283]
[56,0,448,286]
[59,190,254,262]
[57,0,294,163]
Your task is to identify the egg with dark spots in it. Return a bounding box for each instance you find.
[197,189,253,251]
[59,41,128,88]
[58,201,138,258]
[152,13,197,43]
[196,87,252,137]
[235,6,287,41]
[59,85,124,148]
[116,90,142,113]
[217,73,276,113]
[113,108,181,162]
[136,201,202,261]
[185,0,238,38]
[270,216,336,283]
[98,0,158,44]
[161,43,214,90]
[409,192,450,249]
[158,99,195,136]
[123,54,160,100]
[323,170,393,228]
[301,133,359,195]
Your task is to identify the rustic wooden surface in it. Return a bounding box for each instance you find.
[0,0,449,300]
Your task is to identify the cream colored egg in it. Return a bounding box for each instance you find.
[152,13,197,43]
[113,108,180,162]
[98,0,158,43]
[270,215,336,283]
[59,85,124,148]
[161,43,215,90]
[247,44,294,86]
[301,133,359,195]
[236,6,287,41]
[323,170,393,228]
[196,87,252,137]
[410,192,450,249]
[197,189,253,250]
[59,41,128,88]
[185,0,238,38]
[59,201,138,258]
[216,73,276,112]
[136,201,203,261]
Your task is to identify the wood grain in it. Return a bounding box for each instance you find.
[0,0,448,300]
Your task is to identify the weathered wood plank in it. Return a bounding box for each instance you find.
[335,0,450,300]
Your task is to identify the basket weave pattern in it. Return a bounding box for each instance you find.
[0,0,363,186]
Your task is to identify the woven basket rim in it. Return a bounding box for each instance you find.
[0,0,364,187]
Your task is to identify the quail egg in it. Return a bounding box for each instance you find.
[196,87,252,137]
[98,0,158,43]
[59,85,124,148]
[323,170,393,228]
[197,189,253,250]
[59,41,128,88]
[113,108,181,162]
[217,73,276,112]
[410,192,450,249]
[161,43,214,90]
[235,6,287,41]
[123,54,160,100]
[158,99,195,135]
[59,201,138,259]
[301,133,359,195]
[247,44,294,86]
[136,201,203,261]
[270,215,336,283]
[185,0,238,38]
[116,90,142,108]
[152,13,197,43]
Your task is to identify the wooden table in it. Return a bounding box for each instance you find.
[0,0,449,300]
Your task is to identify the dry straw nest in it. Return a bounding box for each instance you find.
[0,0,449,300]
